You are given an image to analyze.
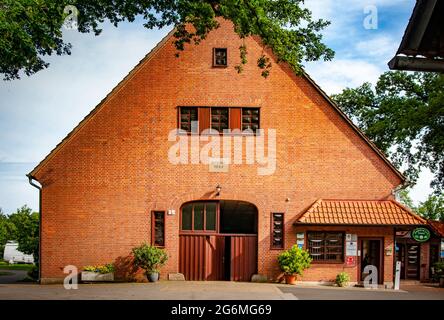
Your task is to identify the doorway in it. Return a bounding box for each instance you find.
[359,238,383,284]
[395,242,420,280]
[179,200,258,281]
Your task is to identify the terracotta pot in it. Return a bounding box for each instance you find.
[285,274,297,285]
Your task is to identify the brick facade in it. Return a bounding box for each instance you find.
[31,19,404,283]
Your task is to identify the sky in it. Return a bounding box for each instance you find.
[0,0,435,215]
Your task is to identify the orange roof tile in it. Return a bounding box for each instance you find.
[295,199,426,225]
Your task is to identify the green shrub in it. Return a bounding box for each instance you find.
[132,243,168,274]
[335,272,350,287]
[432,261,444,281]
[277,245,312,276]
[83,263,114,274]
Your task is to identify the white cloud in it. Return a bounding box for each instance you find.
[304,59,383,94]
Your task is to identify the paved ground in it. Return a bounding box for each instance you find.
[0,270,28,284]
[0,281,443,300]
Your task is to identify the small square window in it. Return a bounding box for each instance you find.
[213,48,227,67]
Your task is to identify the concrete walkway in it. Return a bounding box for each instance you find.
[0,270,28,284]
[0,281,442,300]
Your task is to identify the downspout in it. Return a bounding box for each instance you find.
[391,181,412,201]
[27,174,42,284]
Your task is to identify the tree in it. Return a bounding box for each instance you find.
[417,194,444,222]
[0,208,17,260]
[332,71,444,193]
[396,189,444,222]
[7,206,39,263]
[1,0,334,80]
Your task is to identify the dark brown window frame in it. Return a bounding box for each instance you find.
[180,201,219,234]
[151,210,165,247]
[177,106,260,135]
[270,212,285,250]
[306,231,345,264]
[213,48,228,67]
[242,108,260,132]
[211,107,229,133]
[178,107,198,133]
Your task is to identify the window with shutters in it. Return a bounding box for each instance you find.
[178,107,260,134]
[151,211,165,247]
[271,213,284,249]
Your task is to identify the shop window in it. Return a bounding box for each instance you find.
[271,213,284,249]
[307,232,344,262]
[213,48,227,67]
[151,211,165,247]
[181,202,217,232]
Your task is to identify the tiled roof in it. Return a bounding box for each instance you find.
[295,199,427,225]
[428,220,444,237]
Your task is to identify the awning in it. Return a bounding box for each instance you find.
[294,199,427,226]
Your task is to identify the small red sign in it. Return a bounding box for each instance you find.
[346,256,356,266]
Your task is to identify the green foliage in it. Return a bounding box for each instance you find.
[277,245,312,276]
[132,243,168,274]
[432,261,444,281]
[83,263,115,274]
[0,208,16,260]
[1,0,334,80]
[335,272,350,287]
[27,264,39,280]
[0,263,35,271]
[7,206,39,262]
[332,71,444,193]
[396,189,444,222]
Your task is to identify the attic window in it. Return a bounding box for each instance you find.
[213,48,227,67]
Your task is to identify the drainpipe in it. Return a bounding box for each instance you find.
[391,181,412,201]
[27,174,42,284]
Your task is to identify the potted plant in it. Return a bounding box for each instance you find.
[335,272,350,287]
[132,243,168,282]
[278,245,312,285]
[81,263,115,282]
[432,261,444,287]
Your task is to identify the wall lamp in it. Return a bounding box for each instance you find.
[215,184,222,196]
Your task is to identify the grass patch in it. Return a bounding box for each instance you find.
[0,264,34,271]
[0,271,14,276]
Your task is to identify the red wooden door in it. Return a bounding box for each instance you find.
[230,236,258,281]
[179,235,224,281]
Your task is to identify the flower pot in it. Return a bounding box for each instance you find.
[285,274,297,285]
[81,271,114,282]
[147,272,159,282]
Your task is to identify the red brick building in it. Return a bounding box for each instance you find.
[28,19,441,286]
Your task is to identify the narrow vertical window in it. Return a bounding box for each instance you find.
[179,107,198,133]
[242,108,260,132]
[211,107,229,133]
[151,211,165,247]
[213,48,227,67]
[271,213,284,249]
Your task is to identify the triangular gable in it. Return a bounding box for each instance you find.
[29,22,405,183]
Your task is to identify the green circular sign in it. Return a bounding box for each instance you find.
[412,228,430,242]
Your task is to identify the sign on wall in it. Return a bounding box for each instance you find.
[296,232,305,249]
[345,234,358,256]
[411,227,430,242]
[209,158,229,172]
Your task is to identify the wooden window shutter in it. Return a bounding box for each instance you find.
[229,108,241,131]
[198,107,210,133]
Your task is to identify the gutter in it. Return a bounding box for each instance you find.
[27,174,42,284]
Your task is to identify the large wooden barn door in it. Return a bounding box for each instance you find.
[179,235,224,281]
[230,235,258,281]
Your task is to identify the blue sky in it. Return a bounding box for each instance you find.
[0,0,434,214]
